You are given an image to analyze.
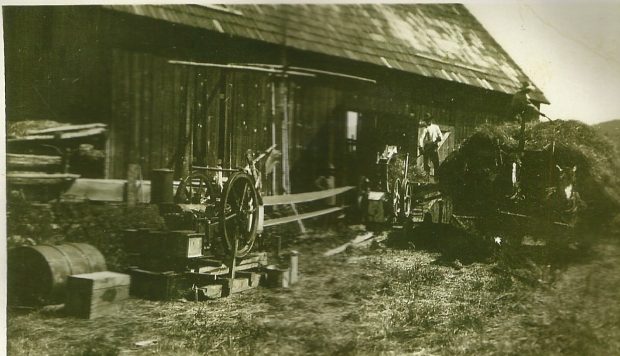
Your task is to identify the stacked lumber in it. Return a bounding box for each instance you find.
[7,154,62,171]
[6,121,108,199]
[7,123,107,142]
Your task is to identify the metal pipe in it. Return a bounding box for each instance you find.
[168,60,315,77]
[192,165,240,172]
[233,63,377,84]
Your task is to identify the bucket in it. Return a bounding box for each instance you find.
[151,168,174,204]
[264,265,289,288]
[8,243,107,305]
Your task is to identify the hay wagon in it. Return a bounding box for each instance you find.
[450,143,584,245]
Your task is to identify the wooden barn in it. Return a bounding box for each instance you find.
[3,4,547,195]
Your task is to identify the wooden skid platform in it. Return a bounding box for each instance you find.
[129,253,270,300]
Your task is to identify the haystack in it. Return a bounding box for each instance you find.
[438,120,620,231]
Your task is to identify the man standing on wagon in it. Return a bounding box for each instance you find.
[419,113,443,181]
[511,81,546,152]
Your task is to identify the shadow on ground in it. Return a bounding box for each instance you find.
[384,221,597,271]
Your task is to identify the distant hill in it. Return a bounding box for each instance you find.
[595,119,620,152]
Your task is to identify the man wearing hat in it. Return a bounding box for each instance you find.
[511,81,543,152]
[418,113,443,180]
[511,81,542,122]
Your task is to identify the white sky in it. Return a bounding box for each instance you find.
[467,1,620,125]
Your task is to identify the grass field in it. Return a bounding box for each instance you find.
[7,224,620,355]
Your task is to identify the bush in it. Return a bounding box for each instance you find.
[7,198,165,271]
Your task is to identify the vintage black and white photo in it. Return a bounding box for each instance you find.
[4,2,620,355]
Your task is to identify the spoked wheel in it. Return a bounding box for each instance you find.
[174,172,214,205]
[392,178,401,217]
[220,172,260,258]
[402,181,413,218]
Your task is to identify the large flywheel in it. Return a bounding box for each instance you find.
[174,172,215,206]
[220,172,260,258]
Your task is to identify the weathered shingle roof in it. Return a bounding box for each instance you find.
[104,4,548,103]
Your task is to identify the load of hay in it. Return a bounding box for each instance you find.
[438,120,620,234]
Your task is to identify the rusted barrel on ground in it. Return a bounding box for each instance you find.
[8,243,107,305]
[151,168,174,204]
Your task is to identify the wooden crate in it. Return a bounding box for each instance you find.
[129,269,190,301]
[65,271,130,319]
[166,230,203,258]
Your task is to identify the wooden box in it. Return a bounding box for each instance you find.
[366,192,387,223]
[166,230,203,258]
[65,271,130,319]
[129,269,190,301]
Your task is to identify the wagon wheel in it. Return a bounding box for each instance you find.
[220,172,260,258]
[401,181,413,218]
[174,172,214,206]
[392,178,401,217]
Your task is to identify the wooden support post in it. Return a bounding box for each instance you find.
[277,77,305,233]
[226,238,239,296]
[289,203,306,234]
[126,163,139,207]
[183,69,193,178]
[271,80,278,196]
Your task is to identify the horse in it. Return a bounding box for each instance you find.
[544,165,586,227]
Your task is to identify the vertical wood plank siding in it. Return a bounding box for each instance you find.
[5,7,518,186]
[109,50,277,180]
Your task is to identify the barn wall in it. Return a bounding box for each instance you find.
[4,5,517,188]
[109,50,279,182]
[3,6,110,123]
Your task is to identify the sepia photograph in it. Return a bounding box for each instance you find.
[3,1,620,355]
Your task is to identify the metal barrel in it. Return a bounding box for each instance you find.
[8,243,107,305]
[150,168,174,204]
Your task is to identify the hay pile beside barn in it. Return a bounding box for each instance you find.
[438,120,620,232]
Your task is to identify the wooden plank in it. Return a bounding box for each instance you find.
[61,178,129,202]
[224,70,233,168]
[68,271,130,290]
[184,66,195,176]
[178,65,188,175]
[161,60,174,169]
[130,51,141,164]
[7,128,108,142]
[263,205,347,227]
[323,232,374,257]
[7,154,62,169]
[107,49,117,178]
[262,186,354,206]
[7,172,80,185]
[141,53,152,177]
[150,55,163,171]
[26,123,107,135]
[119,50,132,179]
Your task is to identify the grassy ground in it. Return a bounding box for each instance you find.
[7,223,620,355]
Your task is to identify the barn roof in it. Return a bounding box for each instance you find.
[104,4,548,103]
